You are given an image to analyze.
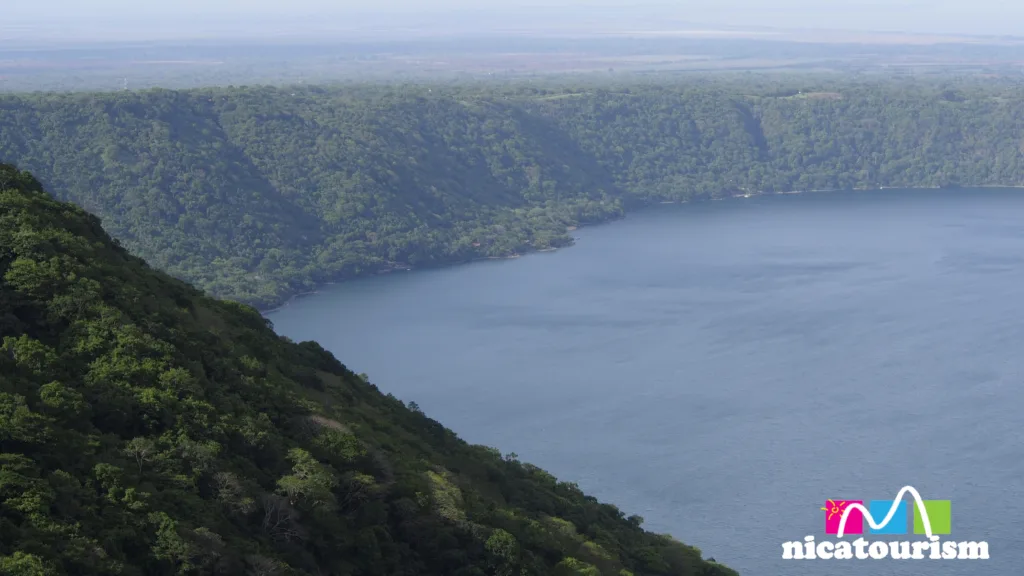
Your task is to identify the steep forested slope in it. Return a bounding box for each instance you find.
[2,81,1024,308]
[0,87,625,307]
[0,163,737,575]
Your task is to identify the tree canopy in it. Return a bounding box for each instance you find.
[3,80,1024,308]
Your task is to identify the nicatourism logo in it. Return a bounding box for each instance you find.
[781,486,989,560]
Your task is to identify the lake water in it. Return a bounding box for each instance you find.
[267,188,1023,576]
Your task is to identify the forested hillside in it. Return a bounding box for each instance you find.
[2,81,1024,308]
[0,163,738,575]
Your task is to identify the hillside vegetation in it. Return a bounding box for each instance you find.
[2,81,1024,307]
[0,163,737,575]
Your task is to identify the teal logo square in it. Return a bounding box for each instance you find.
[868,500,908,534]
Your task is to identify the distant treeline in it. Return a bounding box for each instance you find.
[2,80,1024,308]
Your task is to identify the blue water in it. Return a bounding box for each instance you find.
[267,189,1024,575]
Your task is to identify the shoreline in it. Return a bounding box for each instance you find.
[261,250,556,315]
[259,183,1024,315]
[261,289,322,315]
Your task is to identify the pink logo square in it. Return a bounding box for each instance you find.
[822,500,863,534]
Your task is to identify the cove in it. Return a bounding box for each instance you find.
[267,188,1022,576]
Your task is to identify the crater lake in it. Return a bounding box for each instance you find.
[266,188,1023,576]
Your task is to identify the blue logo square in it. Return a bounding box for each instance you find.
[869,500,908,534]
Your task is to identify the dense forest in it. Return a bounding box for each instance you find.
[3,80,1024,308]
[0,164,738,575]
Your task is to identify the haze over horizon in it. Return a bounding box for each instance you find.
[5,0,1024,44]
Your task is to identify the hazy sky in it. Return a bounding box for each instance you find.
[6,0,1024,39]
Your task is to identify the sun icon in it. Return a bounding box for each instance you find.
[821,499,848,521]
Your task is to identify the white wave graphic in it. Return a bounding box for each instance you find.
[836,485,936,539]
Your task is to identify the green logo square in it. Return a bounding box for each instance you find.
[913,500,951,535]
